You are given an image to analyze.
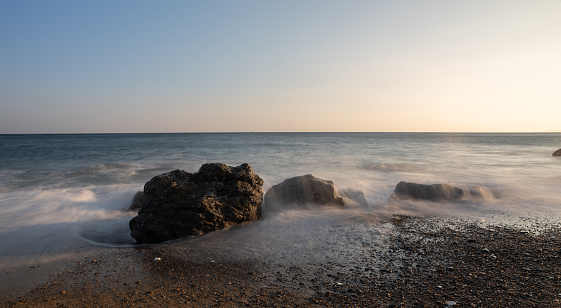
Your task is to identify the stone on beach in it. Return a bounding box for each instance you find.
[129,163,263,244]
[263,174,367,211]
[389,181,493,202]
[553,148,561,156]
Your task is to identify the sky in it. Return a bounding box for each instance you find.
[1,0,560,133]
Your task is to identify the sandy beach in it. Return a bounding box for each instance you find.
[2,213,560,307]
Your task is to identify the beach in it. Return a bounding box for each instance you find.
[2,133,561,307]
[3,213,561,307]
[3,0,561,304]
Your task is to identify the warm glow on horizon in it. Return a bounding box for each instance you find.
[1,1,560,133]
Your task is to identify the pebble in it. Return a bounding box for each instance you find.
[8,214,561,307]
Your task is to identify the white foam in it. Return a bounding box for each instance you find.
[362,163,424,173]
[0,184,140,265]
[0,185,140,230]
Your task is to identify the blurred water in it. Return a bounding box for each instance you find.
[1,133,561,267]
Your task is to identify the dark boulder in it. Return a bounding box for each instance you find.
[127,191,144,211]
[553,149,561,156]
[263,174,366,211]
[129,163,263,244]
[389,181,494,202]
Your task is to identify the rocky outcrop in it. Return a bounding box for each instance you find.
[553,149,561,156]
[263,174,367,211]
[129,163,263,244]
[127,191,144,211]
[389,181,494,202]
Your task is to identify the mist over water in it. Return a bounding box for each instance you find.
[1,133,561,268]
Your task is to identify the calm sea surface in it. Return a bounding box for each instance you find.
[1,133,561,266]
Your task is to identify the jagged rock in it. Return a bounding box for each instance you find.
[263,174,366,211]
[129,163,263,244]
[389,181,494,202]
[553,149,561,156]
[127,191,144,211]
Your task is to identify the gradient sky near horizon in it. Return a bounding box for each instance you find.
[1,1,560,133]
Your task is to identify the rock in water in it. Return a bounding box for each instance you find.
[553,148,561,156]
[338,188,369,207]
[263,174,363,212]
[389,181,493,202]
[127,191,144,211]
[129,163,263,244]
[265,174,344,207]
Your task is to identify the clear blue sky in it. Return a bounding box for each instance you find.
[1,0,560,133]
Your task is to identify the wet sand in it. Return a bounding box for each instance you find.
[3,214,561,307]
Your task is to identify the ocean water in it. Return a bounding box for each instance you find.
[1,133,561,268]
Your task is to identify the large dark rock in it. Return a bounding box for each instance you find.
[263,174,367,211]
[553,149,561,156]
[389,181,493,202]
[129,163,263,244]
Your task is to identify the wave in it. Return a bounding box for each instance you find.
[361,163,424,173]
[2,167,561,264]
[77,217,138,247]
[0,184,141,267]
[65,163,140,181]
[0,185,139,231]
[0,162,181,193]
[65,162,188,181]
[67,162,136,173]
[0,170,27,186]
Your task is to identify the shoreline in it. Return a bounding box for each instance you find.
[3,214,561,307]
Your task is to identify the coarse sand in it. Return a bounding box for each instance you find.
[2,214,561,307]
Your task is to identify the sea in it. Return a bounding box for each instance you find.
[1,133,561,270]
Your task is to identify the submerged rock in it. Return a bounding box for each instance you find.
[263,174,367,211]
[553,149,561,156]
[338,188,369,207]
[389,181,494,202]
[127,191,144,211]
[129,163,263,244]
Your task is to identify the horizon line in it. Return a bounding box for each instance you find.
[1,131,560,135]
